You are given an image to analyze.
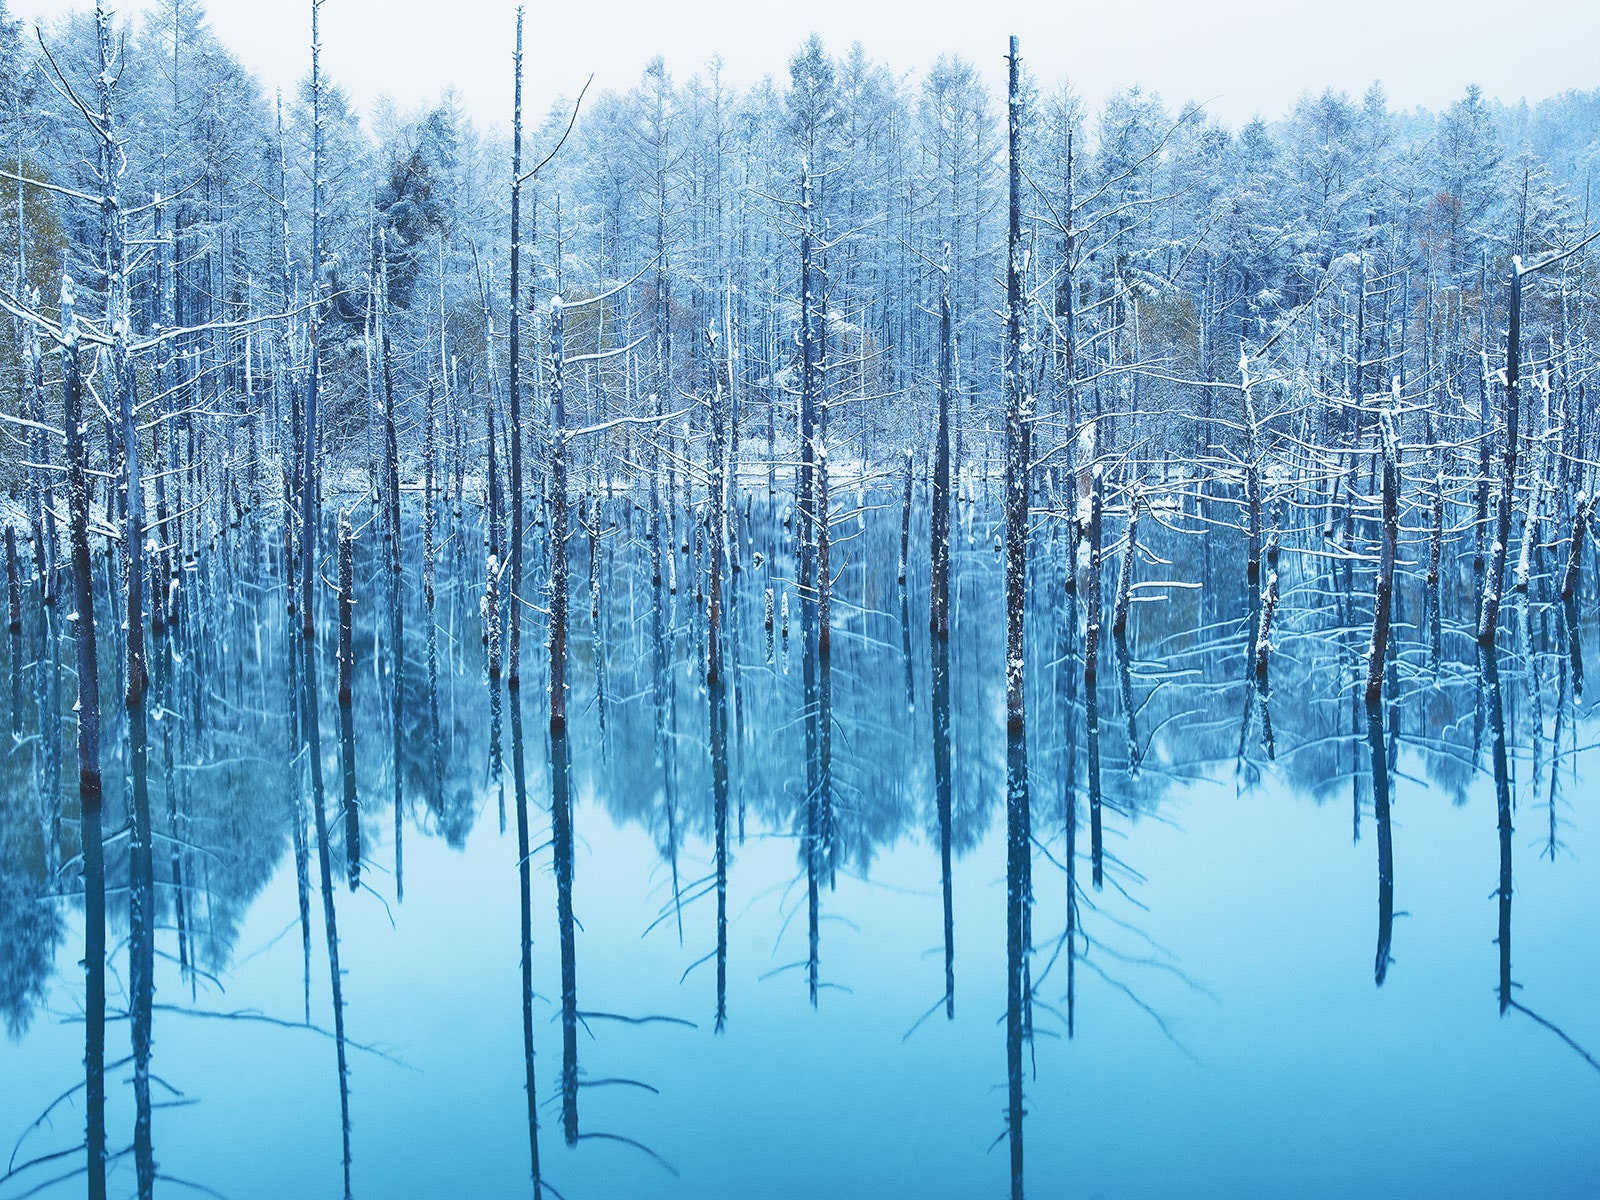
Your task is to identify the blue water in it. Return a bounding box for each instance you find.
[2,489,1596,1198]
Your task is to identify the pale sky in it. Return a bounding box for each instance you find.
[12,0,1598,134]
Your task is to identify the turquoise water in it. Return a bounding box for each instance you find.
[2,489,1596,1198]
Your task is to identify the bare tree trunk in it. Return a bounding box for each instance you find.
[423,383,437,607]
[26,317,56,605]
[931,246,953,638]
[1366,417,1399,705]
[1479,266,1522,645]
[549,296,570,731]
[798,164,820,629]
[708,299,731,683]
[1111,486,1140,637]
[507,10,527,688]
[301,0,326,640]
[1255,562,1280,678]
[897,446,913,584]
[379,235,403,582]
[1084,467,1103,683]
[1561,494,1590,601]
[4,526,19,633]
[62,275,107,1200]
[337,511,353,705]
[1002,35,1029,732]
[1427,470,1444,585]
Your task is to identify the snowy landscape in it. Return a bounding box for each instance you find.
[2,1,1599,1197]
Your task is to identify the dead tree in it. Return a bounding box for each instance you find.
[1365,411,1399,706]
[1084,466,1104,683]
[1002,34,1030,732]
[4,526,19,633]
[707,294,732,683]
[898,446,914,585]
[548,295,570,732]
[62,274,108,1200]
[1561,494,1591,601]
[507,9,527,687]
[1110,485,1141,637]
[300,0,327,639]
[337,511,354,705]
[1481,233,1600,641]
[931,245,953,638]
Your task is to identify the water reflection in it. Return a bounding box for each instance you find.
[1,489,1598,1198]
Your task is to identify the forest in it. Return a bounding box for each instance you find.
[3,1,1600,1198]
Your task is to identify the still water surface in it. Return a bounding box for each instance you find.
[2,490,1597,1198]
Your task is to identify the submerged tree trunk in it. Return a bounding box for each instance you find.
[62,275,108,1200]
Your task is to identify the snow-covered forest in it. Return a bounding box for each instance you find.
[6,0,1600,558]
[5,2,1600,1198]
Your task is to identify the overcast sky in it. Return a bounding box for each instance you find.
[13,0,1598,135]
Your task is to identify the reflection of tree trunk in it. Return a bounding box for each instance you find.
[288,619,311,1021]
[651,579,683,940]
[36,605,63,884]
[711,674,730,1032]
[83,780,107,1200]
[1482,647,1513,1014]
[1115,631,1139,776]
[1563,597,1584,700]
[509,689,544,1195]
[1005,727,1031,1200]
[587,512,609,750]
[391,550,405,903]
[932,637,955,1018]
[897,448,913,584]
[900,584,914,718]
[1062,581,1079,1037]
[803,707,820,1005]
[552,729,580,1144]
[129,690,156,1199]
[801,597,825,1004]
[339,701,360,893]
[1087,672,1103,891]
[1368,702,1394,986]
[302,634,353,1199]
